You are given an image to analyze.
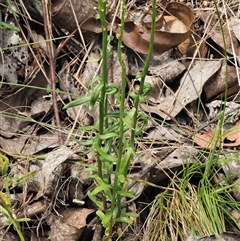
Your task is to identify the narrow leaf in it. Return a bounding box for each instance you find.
[89,83,103,110]
[63,96,91,109]
[94,143,117,163]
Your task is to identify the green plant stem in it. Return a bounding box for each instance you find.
[98,0,108,211]
[108,0,127,236]
[130,0,157,145]
[108,0,157,237]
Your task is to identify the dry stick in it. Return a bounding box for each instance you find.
[54,29,78,59]
[41,0,63,145]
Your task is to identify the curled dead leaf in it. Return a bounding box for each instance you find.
[78,2,195,55]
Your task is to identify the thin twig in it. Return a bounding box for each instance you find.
[55,29,78,58]
[41,0,63,145]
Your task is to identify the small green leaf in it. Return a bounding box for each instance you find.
[96,210,105,220]
[123,108,136,129]
[107,34,114,42]
[115,216,132,224]
[88,191,104,210]
[117,174,125,183]
[94,176,112,188]
[117,190,134,198]
[16,218,31,222]
[106,48,113,59]
[129,91,137,100]
[139,95,146,103]
[104,138,114,154]
[84,167,98,172]
[74,138,94,146]
[11,170,36,187]
[91,185,108,195]
[93,176,113,200]
[106,83,118,95]
[125,212,139,218]
[89,83,103,110]
[0,154,9,176]
[143,82,153,95]
[0,21,19,31]
[63,96,91,109]
[135,113,148,134]
[97,210,112,228]
[77,146,94,156]
[94,143,117,163]
[97,132,118,140]
[91,176,112,194]
[113,206,119,219]
[103,121,120,133]
[79,123,98,131]
[119,147,133,175]
[88,76,101,88]
[105,112,121,118]
[135,72,143,79]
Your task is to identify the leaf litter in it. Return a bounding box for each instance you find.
[0,0,240,240]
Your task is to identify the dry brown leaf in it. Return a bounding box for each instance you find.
[208,25,240,57]
[204,65,239,101]
[148,56,186,85]
[206,100,240,122]
[230,16,240,42]
[0,63,49,137]
[29,146,76,199]
[141,60,222,120]
[223,120,240,147]
[121,3,194,55]
[150,147,199,183]
[193,121,240,148]
[52,0,97,32]
[146,125,185,142]
[178,33,208,58]
[21,132,63,155]
[0,15,29,84]
[80,2,195,55]
[129,52,185,84]
[192,130,221,149]
[48,208,94,241]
